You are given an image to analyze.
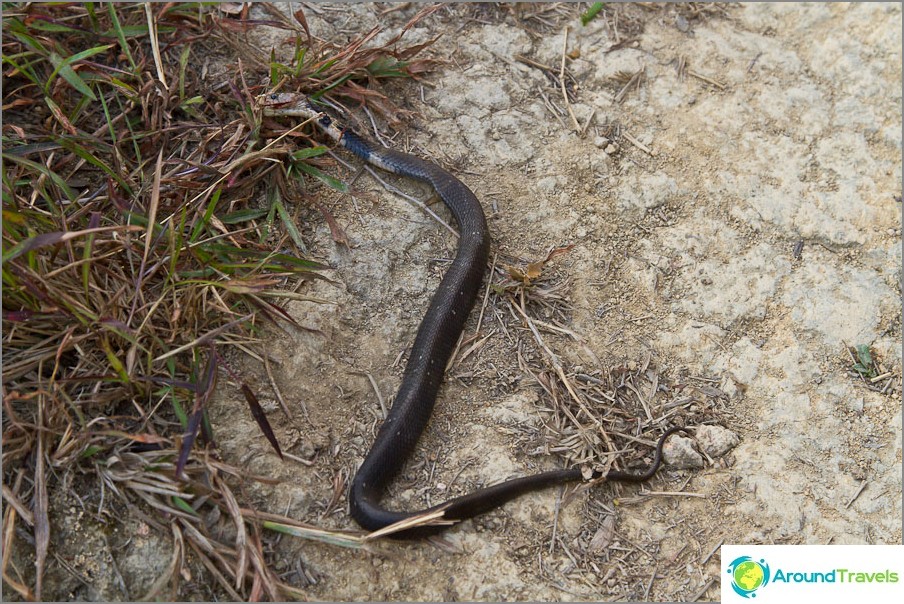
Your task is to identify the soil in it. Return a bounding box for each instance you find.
[18,2,902,601]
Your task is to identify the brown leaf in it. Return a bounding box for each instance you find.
[293,8,313,49]
[312,199,349,247]
[240,384,283,460]
[45,97,78,135]
[525,260,545,281]
[543,243,575,263]
[588,515,616,553]
[506,265,527,282]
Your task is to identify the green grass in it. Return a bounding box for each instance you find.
[2,2,438,599]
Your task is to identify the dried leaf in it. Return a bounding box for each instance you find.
[588,515,616,553]
[312,199,349,247]
[240,384,282,459]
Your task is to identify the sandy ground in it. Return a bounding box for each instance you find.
[24,2,902,601]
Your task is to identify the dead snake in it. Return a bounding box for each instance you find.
[262,93,680,538]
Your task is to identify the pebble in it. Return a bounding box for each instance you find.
[663,433,705,469]
[695,425,741,458]
[605,143,618,155]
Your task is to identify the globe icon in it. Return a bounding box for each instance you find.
[733,560,765,592]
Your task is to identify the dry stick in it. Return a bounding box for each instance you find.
[701,538,724,565]
[644,563,658,600]
[264,355,295,419]
[474,252,498,335]
[614,67,643,103]
[127,147,165,328]
[642,490,705,498]
[549,486,563,555]
[687,69,726,90]
[622,130,653,155]
[353,370,387,418]
[845,481,868,509]
[455,332,492,367]
[747,52,763,73]
[327,151,458,237]
[581,108,596,137]
[530,316,600,365]
[692,578,716,601]
[624,380,655,424]
[1,484,33,526]
[559,26,582,135]
[537,85,569,129]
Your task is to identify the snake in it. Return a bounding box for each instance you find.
[262,93,680,538]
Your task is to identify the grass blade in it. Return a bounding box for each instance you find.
[46,45,113,100]
[107,2,136,71]
[293,161,349,192]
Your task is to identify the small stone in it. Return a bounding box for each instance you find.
[663,434,704,469]
[695,425,741,458]
[605,143,618,155]
[594,136,610,148]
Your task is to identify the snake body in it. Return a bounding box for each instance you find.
[263,94,678,538]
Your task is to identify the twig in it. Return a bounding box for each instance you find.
[687,69,725,90]
[559,27,582,135]
[746,52,763,73]
[845,481,867,509]
[353,371,387,418]
[643,563,658,600]
[622,130,653,155]
[691,578,715,601]
[549,486,563,555]
[264,355,295,419]
[372,164,458,234]
[475,252,497,335]
[514,54,557,74]
[614,67,644,103]
[701,538,724,564]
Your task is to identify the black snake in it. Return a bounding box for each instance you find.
[262,93,679,538]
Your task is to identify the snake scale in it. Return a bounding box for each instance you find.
[262,93,679,538]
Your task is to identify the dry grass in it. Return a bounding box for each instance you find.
[2,3,439,599]
[491,250,727,476]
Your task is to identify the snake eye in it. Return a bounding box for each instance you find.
[269,93,279,100]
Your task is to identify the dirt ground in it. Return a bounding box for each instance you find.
[24,2,902,601]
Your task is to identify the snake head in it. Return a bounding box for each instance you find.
[259,92,317,117]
